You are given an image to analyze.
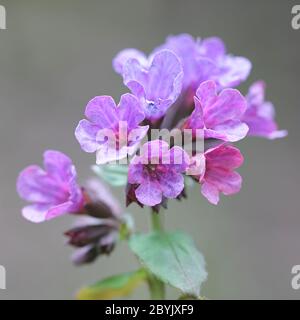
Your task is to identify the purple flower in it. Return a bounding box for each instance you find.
[188,144,244,205]
[182,80,249,142]
[114,50,183,121]
[75,93,149,164]
[156,34,251,91]
[243,81,287,139]
[17,150,84,223]
[128,140,189,207]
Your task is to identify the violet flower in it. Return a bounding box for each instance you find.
[16,150,84,223]
[182,80,249,142]
[128,140,189,207]
[243,81,287,139]
[75,93,149,164]
[156,34,251,91]
[114,50,183,121]
[188,144,244,205]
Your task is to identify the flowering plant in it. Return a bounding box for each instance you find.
[17,34,286,300]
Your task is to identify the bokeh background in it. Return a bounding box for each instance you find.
[0,0,299,299]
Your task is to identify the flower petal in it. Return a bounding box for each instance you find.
[217,56,252,88]
[17,165,66,203]
[22,204,50,223]
[75,119,101,153]
[117,93,145,129]
[146,50,183,101]
[113,48,148,74]
[85,96,118,128]
[45,201,74,221]
[204,88,247,127]
[201,182,220,205]
[159,171,185,199]
[43,150,73,182]
[135,177,162,206]
[206,120,249,142]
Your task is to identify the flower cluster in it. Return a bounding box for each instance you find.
[17,33,287,265]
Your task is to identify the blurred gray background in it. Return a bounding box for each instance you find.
[0,0,299,299]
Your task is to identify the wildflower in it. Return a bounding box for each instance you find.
[75,93,149,164]
[16,150,84,223]
[128,140,189,207]
[115,50,183,121]
[182,80,249,142]
[157,34,251,91]
[188,144,244,205]
[243,81,287,139]
[65,178,125,265]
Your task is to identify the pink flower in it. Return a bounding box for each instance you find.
[188,144,244,205]
[128,140,189,206]
[17,151,84,223]
[182,80,249,142]
[243,81,287,139]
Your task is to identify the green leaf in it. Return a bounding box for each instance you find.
[77,269,146,300]
[129,231,207,298]
[92,164,128,187]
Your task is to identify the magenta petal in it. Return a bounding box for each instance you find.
[201,182,220,205]
[45,201,74,221]
[135,177,162,206]
[244,81,287,139]
[75,119,100,153]
[205,145,244,169]
[205,168,242,195]
[204,88,247,127]
[85,96,118,128]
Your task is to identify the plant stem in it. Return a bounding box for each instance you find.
[151,210,163,231]
[147,210,166,300]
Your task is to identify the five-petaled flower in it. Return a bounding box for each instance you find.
[75,93,149,164]
[114,50,183,121]
[17,150,84,223]
[182,80,249,142]
[243,81,287,139]
[128,140,189,206]
[188,144,244,205]
[155,34,251,92]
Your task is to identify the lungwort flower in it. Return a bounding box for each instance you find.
[182,80,249,142]
[128,140,189,206]
[188,144,244,205]
[16,150,84,223]
[75,93,149,164]
[243,81,287,139]
[156,34,251,91]
[114,50,183,121]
